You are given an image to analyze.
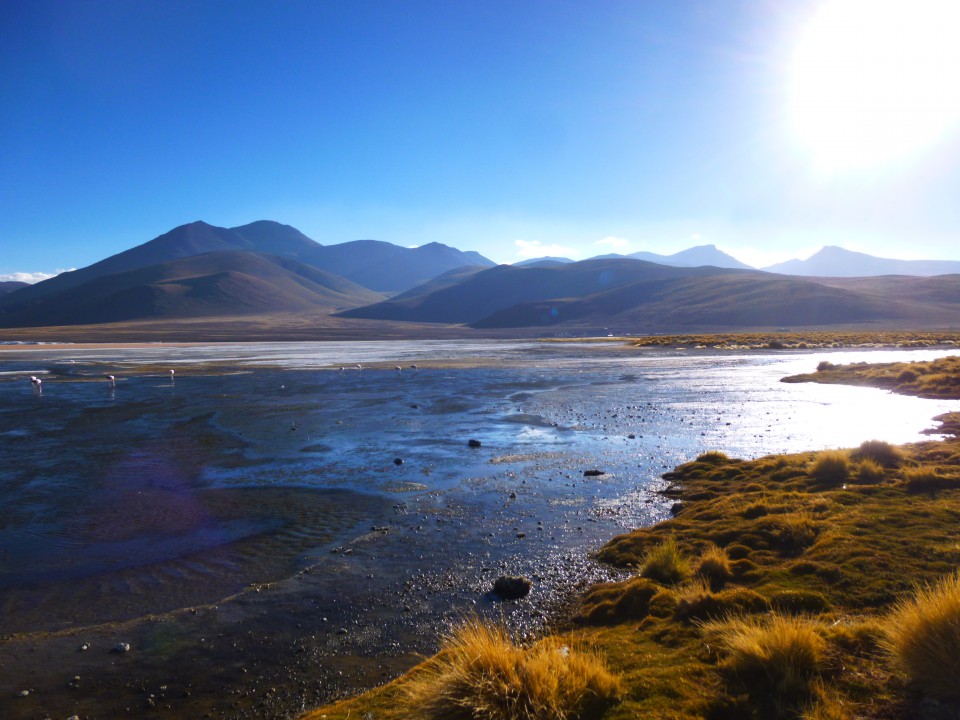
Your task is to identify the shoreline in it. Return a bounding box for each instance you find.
[300,353,960,720]
[3,345,959,720]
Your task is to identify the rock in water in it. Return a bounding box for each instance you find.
[468,439,482,448]
[110,642,131,654]
[492,575,532,600]
[583,469,605,477]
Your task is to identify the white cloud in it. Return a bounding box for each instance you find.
[0,269,73,284]
[593,236,630,250]
[513,239,582,261]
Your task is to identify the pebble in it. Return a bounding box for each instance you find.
[78,642,90,651]
[111,642,131,654]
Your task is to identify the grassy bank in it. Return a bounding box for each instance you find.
[782,354,960,400]
[303,362,960,720]
[545,330,960,350]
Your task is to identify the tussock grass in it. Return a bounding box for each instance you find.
[770,589,831,615]
[703,613,828,705]
[900,465,960,492]
[884,572,960,699]
[851,439,903,468]
[576,577,659,625]
[770,512,822,556]
[696,450,731,464]
[639,538,690,585]
[808,451,850,486]
[854,458,885,484]
[674,578,770,622]
[403,617,621,720]
[695,544,733,589]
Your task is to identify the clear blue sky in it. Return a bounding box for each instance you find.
[2,0,959,281]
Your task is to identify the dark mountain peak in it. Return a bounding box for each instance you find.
[230,220,321,256]
[0,281,29,296]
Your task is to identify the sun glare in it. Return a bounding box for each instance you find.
[789,0,960,172]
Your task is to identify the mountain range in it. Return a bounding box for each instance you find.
[0,281,29,296]
[340,259,960,331]
[762,246,960,277]
[2,221,959,337]
[596,244,753,270]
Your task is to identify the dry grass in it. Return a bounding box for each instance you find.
[884,572,960,699]
[402,617,621,720]
[695,544,733,589]
[673,578,770,622]
[808,451,850,486]
[900,465,960,492]
[696,450,731,464]
[703,613,828,708]
[851,440,903,468]
[784,355,960,400]
[855,458,886,484]
[770,511,822,556]
[639,537,690,585]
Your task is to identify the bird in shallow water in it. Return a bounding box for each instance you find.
[29,376,42,393]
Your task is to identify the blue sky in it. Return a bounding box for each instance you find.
[2,0,959,281]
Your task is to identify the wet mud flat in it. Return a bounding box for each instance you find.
[1,342,957,719]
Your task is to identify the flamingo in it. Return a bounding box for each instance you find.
[105,374,115,387]
[30,376,42,393]
[395,365,402,373]
[410,364,419,372]
[356,363,363,371]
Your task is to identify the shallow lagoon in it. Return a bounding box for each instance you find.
[1,341,957,718]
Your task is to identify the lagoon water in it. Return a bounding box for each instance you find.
[1,340,957,718]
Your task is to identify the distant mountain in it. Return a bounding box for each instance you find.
[0,220,496,309]
[0,281,29,296]
[341,257,960,330]
[763,246,960,277]
[308,240,495,293]
[339,258,744,324]
[0,221,285,307]
[0,251,384,328]
[594,244,752,270]
[514,257,575,267]
[230,220,322,257]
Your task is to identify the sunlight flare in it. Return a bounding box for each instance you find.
[789,0,960,172]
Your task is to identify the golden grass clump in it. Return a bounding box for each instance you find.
[703,613,828,701]
[851,440,903,468]
[808,450,850,486]
[695,544,733,589]
[576,577,659,625]
[674,579,770,622]
[404,617,622,720]
[900,465,958,492]
[696,450,731,464]
[854,458,885,484]
[884,571,960,699]
[639,538,690,585]
[770,512,821,556]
